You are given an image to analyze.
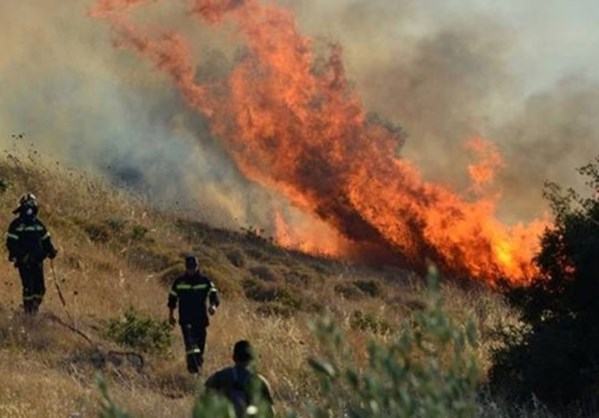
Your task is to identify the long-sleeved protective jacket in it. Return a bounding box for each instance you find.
[168,272,219,325]
[6,215,56,266]
[205,364,274,418]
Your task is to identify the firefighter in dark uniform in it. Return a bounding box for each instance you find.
[205,340,275,418]
[6,193,58,314]
[168,255,220,373]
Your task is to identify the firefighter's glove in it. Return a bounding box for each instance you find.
[48,248,58,260]
[208,305,217,316]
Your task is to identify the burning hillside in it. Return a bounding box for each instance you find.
[91,0,549,285]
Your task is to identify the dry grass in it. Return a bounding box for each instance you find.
[0,145,518,417]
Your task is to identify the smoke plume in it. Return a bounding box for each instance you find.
[0,0,270,227]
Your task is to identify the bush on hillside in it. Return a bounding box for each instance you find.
[105,308,171,355]
[490,157,599,408]
[349,310,391,335]
[0,176,10,193]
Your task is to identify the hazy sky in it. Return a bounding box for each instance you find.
[435,0,599,92]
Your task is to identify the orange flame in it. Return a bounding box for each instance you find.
[92,0,550,285]
[274,209,349,257]
[466,137,505,194]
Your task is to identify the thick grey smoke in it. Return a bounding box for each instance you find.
[1,0,597,232]
[0,0,272,227]
[495,76,599,221]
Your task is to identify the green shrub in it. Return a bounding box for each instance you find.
[130,225,149,241]
[349,310,391,335]
[0,176,10,193]
[105,308,171,354]
[308,269,479,418]
[490,157,599,408]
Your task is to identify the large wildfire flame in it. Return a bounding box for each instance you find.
[92,0,549,285]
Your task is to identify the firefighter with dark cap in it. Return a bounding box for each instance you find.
[205,340,275,418]
[168,255,220,373]
[6,193,58,314]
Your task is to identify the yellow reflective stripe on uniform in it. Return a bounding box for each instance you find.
[176,283,209,290]
[32,294,43,300]
[192,284,208,290]
[15,225,44,232]
[169,289,178,297]
[42,233,51,240]
[23,295,36,301]
[6,233,19,240]
[186,348,202,355]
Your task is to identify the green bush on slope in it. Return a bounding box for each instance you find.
[105,308,172,355]
[490,157,599,408]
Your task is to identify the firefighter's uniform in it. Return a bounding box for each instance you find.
[205,364,274,417]
[6,194,57,314]
[168,262,219,373]
[205,340,275,418]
